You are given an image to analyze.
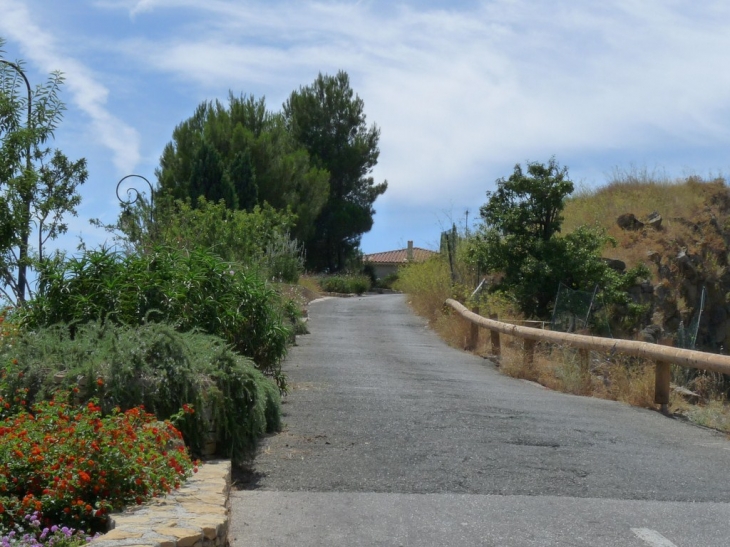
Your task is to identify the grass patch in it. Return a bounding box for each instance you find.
[682,399,730,431]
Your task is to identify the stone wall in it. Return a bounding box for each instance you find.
[89,460,231,547]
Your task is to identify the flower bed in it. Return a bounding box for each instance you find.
[0,392,195,544]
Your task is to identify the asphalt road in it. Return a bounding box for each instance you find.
[230,294,730,546]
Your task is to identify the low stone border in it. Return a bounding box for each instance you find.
[89,460,231,547]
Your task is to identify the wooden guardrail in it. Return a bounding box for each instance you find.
[446,298,730,412]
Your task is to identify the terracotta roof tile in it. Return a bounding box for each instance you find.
[364,247,437,264]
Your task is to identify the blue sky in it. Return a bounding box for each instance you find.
[2,0,730,256]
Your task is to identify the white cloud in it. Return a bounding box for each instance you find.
[34,0,730,210]
[100,0,730,207]
[0,0,141,174]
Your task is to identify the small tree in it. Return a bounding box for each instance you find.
[469,158,619,317]
[0,43,87,304]
[480,157,573,242]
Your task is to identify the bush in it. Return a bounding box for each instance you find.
[394,257,452,323]
[0,394,193,534]
[0,322,281,463]
[23,246,290,381]
[109,199,305,283]
[319,274,371,295]
[375,272,399,290]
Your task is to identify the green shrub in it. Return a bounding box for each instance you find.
[394,257,452,322]
[319,274,371,295]
[23,246,290,382]
[108,198,305,283]
[262,231,305,283]
[376,272,399,290]
[0,322,281,463]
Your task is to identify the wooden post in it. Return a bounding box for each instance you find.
[523,339,536,368]
[489,313,501,356]
[466,306,479,351]
[655,360,671,414]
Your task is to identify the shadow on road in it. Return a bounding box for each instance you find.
[231,463,266,490]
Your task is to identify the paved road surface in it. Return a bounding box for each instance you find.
[230,294,730,546]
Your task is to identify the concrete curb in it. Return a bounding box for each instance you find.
[89,460,231,547]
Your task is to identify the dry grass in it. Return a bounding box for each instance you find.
[492,339,654,404]
[297,275,324,301]
[593,357,656,408]
[562,173,730,280]
[433,312,473,351]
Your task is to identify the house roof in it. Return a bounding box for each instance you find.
[364,247,438,264]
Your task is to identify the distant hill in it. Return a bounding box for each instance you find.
[562,173,730,351]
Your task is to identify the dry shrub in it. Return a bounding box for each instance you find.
[537,346,593,395]
[495,338,541,383]
[489,336,656,407]
[395,256,482,351]
[433,311,473,350]
[690,372,721,399]
[593,356,656,408]
[498,342,592,395]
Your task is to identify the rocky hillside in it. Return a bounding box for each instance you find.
[562,175,730,351]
